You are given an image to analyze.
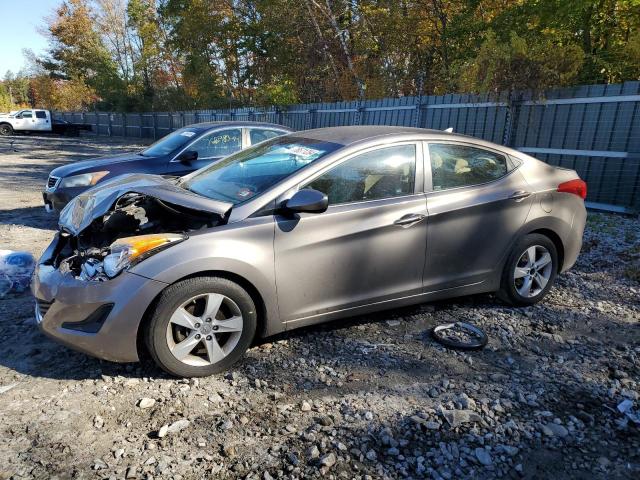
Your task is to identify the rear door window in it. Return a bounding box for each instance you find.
[428,143,509,191]
[249,129,285,145]
[35,111,47,119]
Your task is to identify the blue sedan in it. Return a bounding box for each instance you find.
[43,121,292,211]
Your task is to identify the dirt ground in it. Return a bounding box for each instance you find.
[0,134,639,480]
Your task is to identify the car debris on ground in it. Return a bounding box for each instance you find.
[0,250,35,297]
[430,321,489,350]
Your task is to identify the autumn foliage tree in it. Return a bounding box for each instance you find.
[5,0,638,112]
[458,31,585,98]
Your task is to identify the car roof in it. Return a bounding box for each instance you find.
[186,121,292,131]
[289,125,473,144]
[184,124,520,157]
[284,125,529,158]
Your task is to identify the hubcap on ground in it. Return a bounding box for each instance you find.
[166,293,243,366]
[513,245,553,298]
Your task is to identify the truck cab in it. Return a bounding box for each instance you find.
[0,109,52,135]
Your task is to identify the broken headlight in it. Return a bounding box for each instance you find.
[103,233,186,278]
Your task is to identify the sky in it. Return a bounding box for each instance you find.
[0,0,61,76]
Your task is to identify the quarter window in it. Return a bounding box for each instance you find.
[190,129,242,159]
[305,145,416,205]
[429,144,508,190]
[250,129,284,145]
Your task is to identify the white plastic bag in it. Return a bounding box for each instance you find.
[0,250,35,296]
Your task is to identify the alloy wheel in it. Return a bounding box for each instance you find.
[165,293,243,366]
[513,245,553,298]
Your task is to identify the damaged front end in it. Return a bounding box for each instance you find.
[48,174,233,282]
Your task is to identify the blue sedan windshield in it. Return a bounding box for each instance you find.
[141,127,200,157]
[182,136,342,204]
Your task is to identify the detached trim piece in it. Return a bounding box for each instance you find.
[518,147,628,159]
[278,95,640,115]
[430,322,488,351]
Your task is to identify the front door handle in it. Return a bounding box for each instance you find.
[510,190,531,201]
[394,213,426,227]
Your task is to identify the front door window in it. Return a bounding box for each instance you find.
[189,129,242,160]
[304,144,416,205]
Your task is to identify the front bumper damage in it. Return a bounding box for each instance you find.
[31,174,233,362]
[32,234,168,362]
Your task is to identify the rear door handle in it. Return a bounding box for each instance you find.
[510,190,531,201]
[394,213,426,227]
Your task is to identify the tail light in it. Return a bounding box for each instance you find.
[557,179,587,200]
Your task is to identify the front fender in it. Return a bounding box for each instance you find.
[129,216,282,335]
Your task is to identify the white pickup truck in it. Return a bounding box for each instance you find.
[0,109,91,136]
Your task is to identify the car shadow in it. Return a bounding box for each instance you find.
[2,284,634,386]
[0,292,171,381]
[252,293,498,347]
[0,290,492,382]
[0,205,59,230]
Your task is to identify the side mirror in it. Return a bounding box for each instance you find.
[284,189,328,214]
[177,150,198,164]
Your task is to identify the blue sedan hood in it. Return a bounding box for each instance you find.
[59,174,233,235]
[50,152,146,178]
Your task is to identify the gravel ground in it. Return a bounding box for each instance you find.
[0,135,639,480]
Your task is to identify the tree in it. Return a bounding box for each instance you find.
[43,0,122,107]
[21,0,640,111]
[127,0,162,108]
[458,31,585,98]
[0,84,12,112]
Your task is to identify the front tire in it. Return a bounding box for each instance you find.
[0,124,13,136]
[145,277,257,377]
[498,233,558,306]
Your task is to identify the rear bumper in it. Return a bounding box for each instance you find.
[32,236,168,362]
[561,204,587,272]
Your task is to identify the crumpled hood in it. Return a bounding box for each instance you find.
[59,173,233,235]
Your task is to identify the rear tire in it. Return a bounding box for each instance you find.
[145,277,257,377]
[0,124,13,136]
[498,233,558,306]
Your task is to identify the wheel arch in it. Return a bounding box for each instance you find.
[496,217,569,287]
[135,270,272,362]
[526,228,565,271]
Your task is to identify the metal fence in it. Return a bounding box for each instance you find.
[56,81,640,213]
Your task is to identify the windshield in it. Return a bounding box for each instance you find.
[181,136,342,204]
[141,127,200,157]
